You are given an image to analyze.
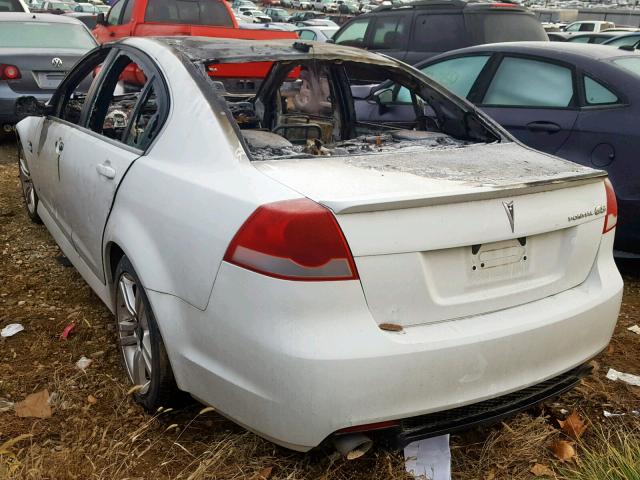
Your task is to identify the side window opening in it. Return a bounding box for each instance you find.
[121,0,134,24]
[56,50,111,125]
[583,76,619,105]
[107,0,124,25]
[87,54,164,149]
[215,59,499,161]
[332,18,370,48]
[482,57,574,108]
[369,15,409,50]
[125,83,162,149]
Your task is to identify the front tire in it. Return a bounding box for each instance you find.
[17,141,42,224]
[114,256,181,410]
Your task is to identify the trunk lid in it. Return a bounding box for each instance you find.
[1,48,87,94]
[254,142,608,326]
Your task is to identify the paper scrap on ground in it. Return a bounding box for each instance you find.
[627,325,640,335]
[405,435,451,480]
[606,368,640,387]
[0,398,14,413]
[604,410,625,418]
[1,323,24,337]
[75,356,93,371]
[15,389,52,419]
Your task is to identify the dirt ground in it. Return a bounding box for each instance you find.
[0,135,639,480]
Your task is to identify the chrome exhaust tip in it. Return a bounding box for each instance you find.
[3,124,13,133]
[332,433,373,460]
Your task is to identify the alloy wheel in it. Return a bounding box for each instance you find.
[18,147,36,215]
[116,273,152,394]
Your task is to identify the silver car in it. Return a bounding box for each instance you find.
[0,13,97,134]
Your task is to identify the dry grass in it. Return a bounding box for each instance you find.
[560,423,640,480]
[2,138,640,479]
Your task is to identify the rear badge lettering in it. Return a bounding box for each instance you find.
[568,205,606,222]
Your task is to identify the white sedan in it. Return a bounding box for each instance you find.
[15,37,622,456]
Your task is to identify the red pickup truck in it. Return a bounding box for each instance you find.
[93,0,297,91]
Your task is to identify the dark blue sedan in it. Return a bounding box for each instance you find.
[362,43,640,256]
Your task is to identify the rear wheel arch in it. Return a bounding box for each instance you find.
[106,241,126,287]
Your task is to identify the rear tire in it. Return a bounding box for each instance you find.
[114,256,182,410]
[17,140,42,224]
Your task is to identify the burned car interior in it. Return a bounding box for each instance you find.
[45,40,501,158]
[197,47,502,161]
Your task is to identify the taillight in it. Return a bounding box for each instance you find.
[0,64,21,80]
[224,198,358,281]
[603,178,617,234]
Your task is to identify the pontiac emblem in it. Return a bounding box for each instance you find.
[51,57,63,68]
[503,200,515,233]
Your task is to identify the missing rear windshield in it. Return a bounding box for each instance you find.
[207,59,501,161]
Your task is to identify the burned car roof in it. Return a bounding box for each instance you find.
[151,37,401,67]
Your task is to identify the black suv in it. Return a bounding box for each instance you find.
[332,0,548,64]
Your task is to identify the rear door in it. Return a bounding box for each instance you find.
[475,55,579,154]
[55,47,168,281]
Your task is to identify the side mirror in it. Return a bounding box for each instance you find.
[325,38,335,44]
[372,88,393,114]
[619,44,636,51]
[96,12,107,25]
[14,96,49,119]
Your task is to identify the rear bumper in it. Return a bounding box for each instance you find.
[385,363,592,449]
[148,231,622,451]
[0,85,51,125]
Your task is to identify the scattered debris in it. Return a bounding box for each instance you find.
[253,466,273,480]
[15,389,52,419]
[0,433,33,454]
[627,324,640,335]
[603,410,625,418]
[530,463,555,477]
[87,395,98,405]
[60,321,76,340]
[1,323,24,337]
[606,368,640,387]
[558,411,587,440]
[404,435,451,480]
[550,440,575,462]
[0,398,14,413]
[75,356,93,371]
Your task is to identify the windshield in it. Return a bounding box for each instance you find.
[613,57,640,77]
[51,1,73,9]
[0,22,96,49]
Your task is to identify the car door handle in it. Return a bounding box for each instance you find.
[526,121,562,134]
[96,162,116,179]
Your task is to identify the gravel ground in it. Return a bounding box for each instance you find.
[0,134,639,479]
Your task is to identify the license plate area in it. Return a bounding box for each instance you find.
[471,238,527,271]
[35,71,66,89]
